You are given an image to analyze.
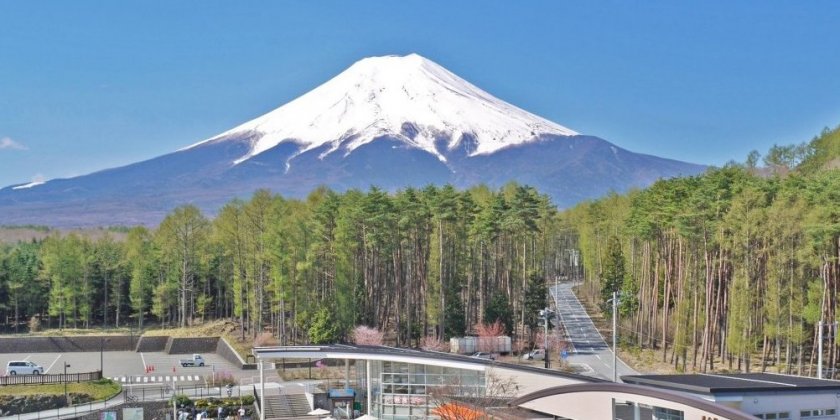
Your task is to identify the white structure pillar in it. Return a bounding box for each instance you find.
[366,360,372,416]
[345,359,350,388]
[259,360,265,420]
[818,320,824,379]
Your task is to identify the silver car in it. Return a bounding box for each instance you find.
[470,352,496,360]
[6,361,44,375]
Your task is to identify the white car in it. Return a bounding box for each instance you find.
[522,349,546,361]
[6,361,44,375]
[470,352,496,360]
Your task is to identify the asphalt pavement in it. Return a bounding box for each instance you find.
[550,282,638,381]
[0,351,246,385]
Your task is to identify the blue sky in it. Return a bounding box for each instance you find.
[1,1,839,187]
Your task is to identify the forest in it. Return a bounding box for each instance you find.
[1,125,837,377]
[571,126,840,374]
[0,183,566,350]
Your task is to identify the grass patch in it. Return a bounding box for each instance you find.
[0,327,139,338]
[0,379,121,400]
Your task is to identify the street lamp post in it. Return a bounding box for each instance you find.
[64,362,71,403]
[538,307,556,369]
[99,337,110,375]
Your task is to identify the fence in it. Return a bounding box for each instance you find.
[0,370,102,386]
[3,385,247,420]
[125,383,245,402]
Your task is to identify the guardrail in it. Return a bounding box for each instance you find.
[0,370,102,386]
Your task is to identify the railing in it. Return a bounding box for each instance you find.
[137,383,244,401]
[253,384,261,415]
[0,370,103,386]
[5,385,247,420]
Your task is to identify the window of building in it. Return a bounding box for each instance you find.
[612,399,683,420]
[373,361,486,419]
[653,406,685,420]
[754,412,790,419]
[801,408,837,418]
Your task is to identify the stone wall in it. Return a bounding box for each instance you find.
[75,401,170,420]
[0,393,94,416]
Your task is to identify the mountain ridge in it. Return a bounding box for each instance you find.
[0,54,705,227]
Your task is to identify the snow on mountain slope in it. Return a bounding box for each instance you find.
[186,53,578,164]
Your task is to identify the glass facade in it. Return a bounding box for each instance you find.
[369,360,486,419]
[613,399,685,420]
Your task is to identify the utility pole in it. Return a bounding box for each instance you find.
[544,308,550,369]
[613,291,618,382]
[612,291,619,383]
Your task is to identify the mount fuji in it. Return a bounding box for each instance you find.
[0,54,705,227]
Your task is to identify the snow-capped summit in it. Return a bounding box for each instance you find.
[0,53,706,227]
[188,53,578,164]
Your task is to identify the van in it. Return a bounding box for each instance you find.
[5,361,44,375]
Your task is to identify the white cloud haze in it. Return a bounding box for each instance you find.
[0,137,27,150]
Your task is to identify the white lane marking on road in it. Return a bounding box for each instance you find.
[24,355,31,361]
[143,377,148,383]
[140,352,147,371]
[180,376,185,381]
[45,354,62,373]
[595,354,601,360]
[166,376,171,381]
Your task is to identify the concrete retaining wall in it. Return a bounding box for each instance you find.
[167,337,220,354]
[0,336,135,353]
[216,337,257,370]
[134,336,168,352]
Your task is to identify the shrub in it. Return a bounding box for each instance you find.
[28,316,41,333]
[351,326,384,346]
[172,394,193,408]
[253,332,278,347]
[420,335,445,352]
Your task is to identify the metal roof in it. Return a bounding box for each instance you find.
[622,372,840,394]
[252,344,602,383]
[509,382,756,420]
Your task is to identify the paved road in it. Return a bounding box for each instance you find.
[550,282,638,381]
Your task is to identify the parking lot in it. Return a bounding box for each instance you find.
[0,351,250,386]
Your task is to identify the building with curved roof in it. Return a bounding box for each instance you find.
[251,345,834,420]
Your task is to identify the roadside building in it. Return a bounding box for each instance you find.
[623,373,840,420]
